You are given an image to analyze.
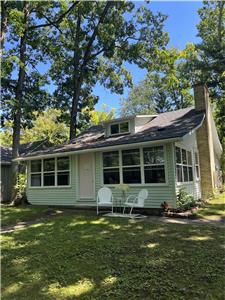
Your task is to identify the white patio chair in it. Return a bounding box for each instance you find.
[96,187,114,215]
[123,189,148,215]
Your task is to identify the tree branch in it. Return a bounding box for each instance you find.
[28,1,79,31]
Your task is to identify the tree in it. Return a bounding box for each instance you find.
[82,104,116,126]
[2,1,78,200]
[0,109,69,147]
[47,1,169,139]
[194,1,225,144]
[121,46,195,116]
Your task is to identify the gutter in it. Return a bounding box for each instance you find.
[13,137,181,162]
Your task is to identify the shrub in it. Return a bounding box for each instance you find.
[15,173,27,200]
[176,188,197,212]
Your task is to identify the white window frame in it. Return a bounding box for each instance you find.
[101,145,168,186]
[29,156,71,188]
[30,160,42,187]
[122,148,142,184]
[143,146,166,184]
[110,121,130,136]
[175,147,193,183]
[102,151,120,185]
[195,151,200,181]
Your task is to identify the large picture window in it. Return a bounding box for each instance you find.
[175,147,193,183]
[102,146,166,185]
[143,146,165,183]
[30,157,70,187]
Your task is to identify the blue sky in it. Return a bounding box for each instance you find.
[94,1,203,113]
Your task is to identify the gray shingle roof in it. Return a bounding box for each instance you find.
[18,107,205,159]
[1,140,53,163]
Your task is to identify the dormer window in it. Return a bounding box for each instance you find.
[110,122,129,135]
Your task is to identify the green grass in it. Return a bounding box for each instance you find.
[2,211,225,300]
[1,205,51,227]
[195,192,225,221]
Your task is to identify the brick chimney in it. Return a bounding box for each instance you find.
[193,83,216,199]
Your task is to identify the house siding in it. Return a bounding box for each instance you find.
[26,143,177,208]
[26,155,77,206]
[95,143,177,209]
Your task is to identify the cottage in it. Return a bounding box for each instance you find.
[15,84,222,209]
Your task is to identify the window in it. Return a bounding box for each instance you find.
[103,151,120,184]
[30,160,42,186]
[57,157,70,186]
[175,147,193,183]
[122,149,141,183]
[30,157,70,187]
[195,152,200,179]
[110,122,129,135]
[102,146,166,185]
[143,146,165,183]
[43,158,55,186]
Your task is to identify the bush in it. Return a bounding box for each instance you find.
[14,173,27,204]
[176,188,199,212]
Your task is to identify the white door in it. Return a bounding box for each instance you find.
[79,153,94,198]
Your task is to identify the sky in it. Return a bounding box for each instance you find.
[94,1,203,113]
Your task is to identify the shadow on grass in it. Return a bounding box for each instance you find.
[2,212,225,300]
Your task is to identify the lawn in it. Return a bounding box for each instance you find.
[2,210,225,300]
[195,192,225,221]
[1,205,52,227]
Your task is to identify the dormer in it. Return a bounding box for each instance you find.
[102,114,157,137]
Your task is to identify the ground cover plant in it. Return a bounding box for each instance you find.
[195,192,225,221]
[2,206,225,300]
[1,205,51,227]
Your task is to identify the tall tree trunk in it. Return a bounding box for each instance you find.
[1,0,8,52]
[70,79,81,139]
[70,14,81,140]
[11,1,29,202]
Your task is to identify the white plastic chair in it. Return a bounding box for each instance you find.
[96,187,114,215]
[123,189,148,215]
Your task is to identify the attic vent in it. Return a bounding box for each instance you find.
[157,127,165,131]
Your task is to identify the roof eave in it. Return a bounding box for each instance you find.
[14,136,182,162]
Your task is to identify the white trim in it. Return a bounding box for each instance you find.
[102,145,168,186]
[182,114,205,139]
[15,137,181,161]
[109,121,130,136]
[29,156,71,188]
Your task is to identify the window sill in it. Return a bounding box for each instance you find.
[28,185,72,189]
[104,183,169,187]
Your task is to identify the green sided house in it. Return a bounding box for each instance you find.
[16,84,222,209]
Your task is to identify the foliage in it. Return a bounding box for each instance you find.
[195,1,225,144]
[82,104,116,126]
[176,188,200,212]
[2,208,225,300]
[22,109,69,145]
[0,109,69,146]
[121,46,195,116]
[46,1,169,137]
[0,120,13,147]
[14,173,27,199]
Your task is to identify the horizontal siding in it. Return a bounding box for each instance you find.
[94,143,177,209]
[27,156,77,206]
[176,182,201,200]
